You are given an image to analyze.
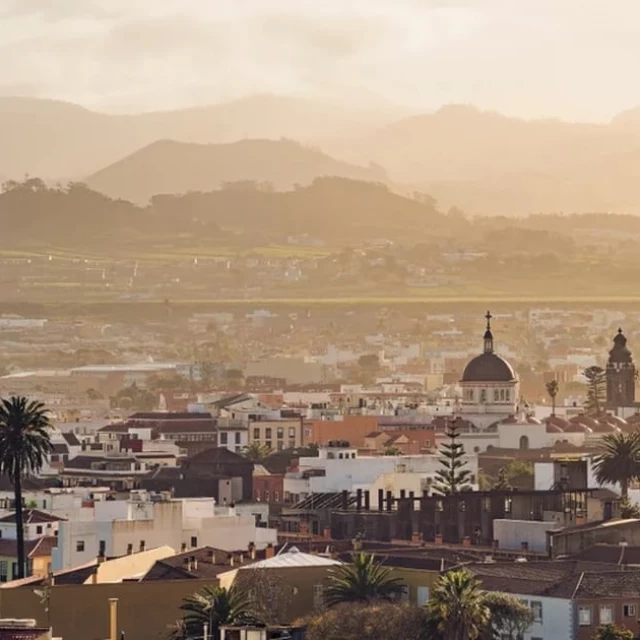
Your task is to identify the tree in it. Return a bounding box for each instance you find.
[85,388,103,401]
[302,602,430,640]
[426,570,490,640]
[433,419,472,495]
[619,495,640,519]
[492,467,512,491]
[592,431,640,499]
[481,592,534,640]
[584,366,606,415]
[242,442,272,462]
[325,552,405,607]
[382,446,402,456]
[593,623,635,640]
[545,379,559,415]
[0,397,53,579]
[179,585,254,640]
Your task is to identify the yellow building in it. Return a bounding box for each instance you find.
[0,538,57,582]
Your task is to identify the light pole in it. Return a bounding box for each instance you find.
[203,622,208,640]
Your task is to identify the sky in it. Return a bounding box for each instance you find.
[1,0,638,121]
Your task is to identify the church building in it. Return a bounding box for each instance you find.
[606,328,637,416]
[459,311,520,430]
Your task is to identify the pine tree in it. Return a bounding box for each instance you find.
[584,366,606,416]
[434,420,472,495]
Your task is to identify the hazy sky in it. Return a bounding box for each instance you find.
[1,0,638,121]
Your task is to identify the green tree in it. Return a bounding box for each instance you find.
[433,420,472,495]
[545,379,559,415]
[382,446,402,456]
[593,623,635,640]
[326,552,405,607]
[426,570,490,640]
[492,467,512,491]
[584,366,606,415]
[481,592,534,640]
[242,442,272,462]
[179,585,254,640]
[0,397,53,579]
[302,602,430,640]
[592,431,640,499]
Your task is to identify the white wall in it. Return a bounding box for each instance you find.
[515,595,573,640]
[493,519,564,553]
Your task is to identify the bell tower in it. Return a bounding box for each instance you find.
[606,328,636,407]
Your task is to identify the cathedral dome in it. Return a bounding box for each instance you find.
[462,352,516,383]
[461,311,517,383]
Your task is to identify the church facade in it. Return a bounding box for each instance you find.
[459,312,520,430]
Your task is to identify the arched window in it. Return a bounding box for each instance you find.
[505,389,511,401]
[500,389,505,401]
[480,389,487,403]
[494,389,499,402]
[519,435,529,450]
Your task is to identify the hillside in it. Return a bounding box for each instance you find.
[85,139,389,203]
[330,104,640,214]
[0,95,396,180]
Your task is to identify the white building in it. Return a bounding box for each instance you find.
[51,492,277,571]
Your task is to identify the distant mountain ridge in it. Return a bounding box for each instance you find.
[0,94,397,179]
[85,139,389,203]
[4,96,640,214]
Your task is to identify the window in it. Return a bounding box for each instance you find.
[277,427,284,439]
[480,389,487,403]
[417,586,430,606]
[578,605,592,626]
[190,536,198,548]
[289,427,296,438]
[220,432,228,445]
[288,439,296,448]
[424,439,431,448]
[265,441,272,449]
[274,492,280,502]
[494,389,499,402]
[265,428,272,439]
[599,605,613,624]
[624,604,637,617]
[531,601,543,623]
[76,540,85,552]
[253,427,260,440]
[313,583,324,609]
[139,540,145,552]
[36,525,43,535]
[235,432,241,445]
[277,442,284,451]
[127,543,133,555]
[505,389,511,401]
[0,561,7,582]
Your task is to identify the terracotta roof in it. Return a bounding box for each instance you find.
[555,570,640,599]
[0,509,65,524]
[129,412,214,420]
[142,546,249,581]
[0,536,57,559]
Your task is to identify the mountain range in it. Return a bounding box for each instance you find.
[3,95,640,214]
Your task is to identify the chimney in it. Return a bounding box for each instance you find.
[109,598,118,640]
[192,557,198,570]
[228,553,235,567]
[265,543,275,559]
[186,558,193,572]
[248,542,256,560]
[207,549,216,564]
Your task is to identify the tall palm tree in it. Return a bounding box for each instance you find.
[0,397,52,579]
[427,569,490,640]
[592,431,640,499]
[326,552,405,607]
[242,441,272,462]
[180,585,254,640]
[545,379,559,415]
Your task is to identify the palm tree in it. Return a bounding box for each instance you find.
[0,397,52,579]
[545,379,559,415]
[427,569,490,640]
[242,441,272,462]
[592,431,640,499]
[166,619,189,640]
[326,552,405,607]
[180,585,254,640]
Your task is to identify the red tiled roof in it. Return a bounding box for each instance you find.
[0,510,65,524]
